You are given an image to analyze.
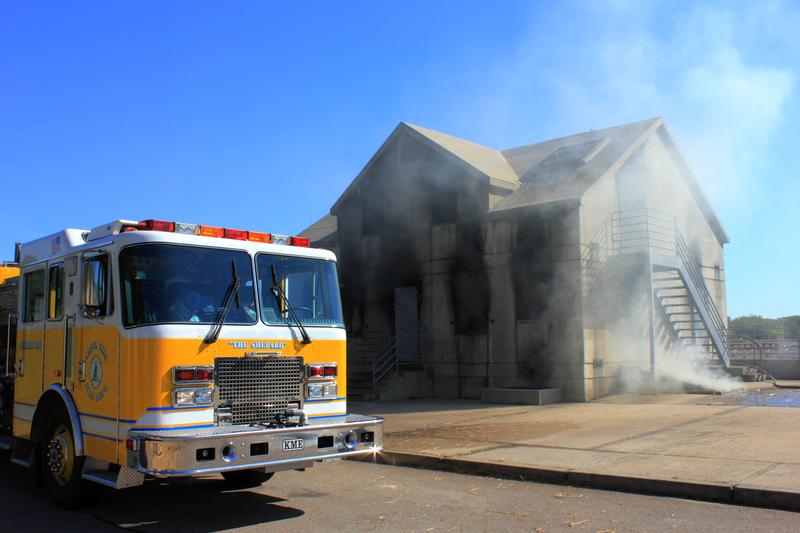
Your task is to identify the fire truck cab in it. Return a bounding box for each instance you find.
[9,219,382,507]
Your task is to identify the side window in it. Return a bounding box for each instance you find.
[23,270,46,322]
[82,255,111,318]
[48,264,64,320]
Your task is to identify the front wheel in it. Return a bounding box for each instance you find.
[221,469,274,487]
[40,408,87,508]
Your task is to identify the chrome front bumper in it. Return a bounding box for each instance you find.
[126,414,383,477]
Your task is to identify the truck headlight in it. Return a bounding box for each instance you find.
[305,382,338,399]
[173,387,214,407]
[323,382,338,397]
[306,383,325,399]
[194,387,214,405]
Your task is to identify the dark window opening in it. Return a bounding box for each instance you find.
[23,270,45,322]
[430,192,458,224]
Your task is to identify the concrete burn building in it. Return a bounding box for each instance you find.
[302,118,729,402]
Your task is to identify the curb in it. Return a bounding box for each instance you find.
[353,450,800,513]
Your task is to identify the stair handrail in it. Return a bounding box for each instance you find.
[611,208,729,363]
[372,334,398,393]
[673,229,729,356]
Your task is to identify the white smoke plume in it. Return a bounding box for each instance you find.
[466,1,797,214]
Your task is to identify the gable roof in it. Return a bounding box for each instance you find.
[404,123,519,186]
[324,118,728,244]
[298,213,337,243]
[490,117,662,215]
[331,122,518,212]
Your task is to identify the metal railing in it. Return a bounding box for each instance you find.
[611,208,729,364]
[729,339,800,361]
[372,332,422,394]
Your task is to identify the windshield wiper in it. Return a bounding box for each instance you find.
[203,260,240,344]
[271,264,311,344]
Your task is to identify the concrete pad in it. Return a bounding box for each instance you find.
[584,453,773,486]
[599,407,800,464]
[355,397,800,509]
[736,463,800,492]
[481,387,562,405]
[734,463,800,509]
[497,403,737,449]
[383,434,499,458]
[464,446,622,471]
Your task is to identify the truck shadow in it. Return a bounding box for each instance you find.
[87,476,304,531]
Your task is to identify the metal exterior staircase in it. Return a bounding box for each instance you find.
[611,208,729,367]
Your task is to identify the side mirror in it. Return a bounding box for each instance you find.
[81,259,106,314]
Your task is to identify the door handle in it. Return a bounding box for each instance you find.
[78,359,86,382]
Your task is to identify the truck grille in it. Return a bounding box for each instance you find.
[215,356,303,425]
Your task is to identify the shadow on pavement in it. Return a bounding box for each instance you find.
[1,449,304,532]
[87,476,304,531]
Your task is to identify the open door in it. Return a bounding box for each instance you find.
[13,268,46,437]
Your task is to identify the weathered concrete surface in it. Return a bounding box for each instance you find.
[481,386,562,405]
[352,393,800,510]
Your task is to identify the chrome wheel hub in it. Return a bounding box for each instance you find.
[46,424,74,486]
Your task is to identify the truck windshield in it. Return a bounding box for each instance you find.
[256,254,344,327]
[120,244,257,327]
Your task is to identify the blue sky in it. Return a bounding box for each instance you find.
[1,1,798,318]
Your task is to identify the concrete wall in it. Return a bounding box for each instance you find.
[333,129,508,399]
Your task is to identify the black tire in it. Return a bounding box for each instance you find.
[39,407,87,508]
[221,468,274,487]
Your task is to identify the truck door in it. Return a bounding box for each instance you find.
[41,257,78,392]
[13,268,46,437]
[42,262,66,388]
[73,251,120,463]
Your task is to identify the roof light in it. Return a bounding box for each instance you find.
[119,219,312,247]
[224,228,248,241]
[199,225,224,238]
[271,234,290,245]
[248,231,272,243]
[174,222,199,235]
[139,219,175,232]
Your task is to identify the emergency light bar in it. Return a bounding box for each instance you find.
[122,219,311,247]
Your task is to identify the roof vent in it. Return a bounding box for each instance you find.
[521,137,609,184]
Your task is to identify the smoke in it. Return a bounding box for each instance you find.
[657,344,742,393]
[468,1,797,215]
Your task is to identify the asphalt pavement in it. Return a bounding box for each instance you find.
[1,449,799,532]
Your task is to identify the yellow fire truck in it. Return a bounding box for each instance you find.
[6,219,382,507]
